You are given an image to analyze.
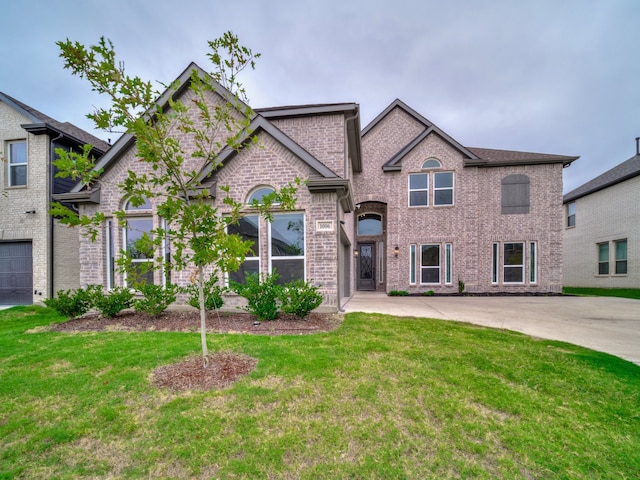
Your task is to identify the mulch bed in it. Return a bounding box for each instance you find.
[50,309,343,392]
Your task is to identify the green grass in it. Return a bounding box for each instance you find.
[1,306,639,479]
[563,286,640,300]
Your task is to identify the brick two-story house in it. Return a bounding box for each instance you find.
[0,92,108,305]
[57,65,578,311]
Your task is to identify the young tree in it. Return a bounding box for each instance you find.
[51,32,298,367]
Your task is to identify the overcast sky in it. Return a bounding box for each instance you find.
[2,0,638,193]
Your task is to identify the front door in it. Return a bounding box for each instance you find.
[357,243,376,290]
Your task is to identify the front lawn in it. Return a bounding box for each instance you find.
[1,306,639,478]
[563,287,640,300]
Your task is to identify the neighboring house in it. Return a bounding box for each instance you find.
[0,92,109,305]
[563,144,639,288]
[56,65,578,311]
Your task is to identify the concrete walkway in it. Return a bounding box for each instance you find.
[343,292,640,366]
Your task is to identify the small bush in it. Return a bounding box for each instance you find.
[388,290,409,296]
[458,279,465,294]
[44,285,98,318]
[279,280,323,318]
[232,272,281,321]
[134,283,179,316]
[92,286,133,317]
[184,274,225,311]
[423,290,435,296]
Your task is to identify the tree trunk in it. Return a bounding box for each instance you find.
[198,265,209,368]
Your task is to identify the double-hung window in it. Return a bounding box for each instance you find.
[7,140,27,186]
[503,242,525,283]
[270,213,305,284]
[597,242,609,275]
[615,239,627,275]
[409,174,428,206]
[420,244,440,284]
[227,215,260,285]
[123,196,154,287]
[433,172,454,205]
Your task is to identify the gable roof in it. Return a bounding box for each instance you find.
[563,153,640,203]
[69,62,244,194]
[365,99,578,171]
[198,114,340,180]
[0,91,109,152]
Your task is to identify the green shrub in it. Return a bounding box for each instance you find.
[458,279,465,294]
[44,285,99,318]
[232,272,281,321]
[279,280,323,318]
[184,274,225,311]
[92,286,133,317]
[388,290,409,296]
[133,283,179,316]
[423,290,435,296]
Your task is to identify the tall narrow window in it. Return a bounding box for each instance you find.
[492,243,499,284]
[378,241,384,284]
[409,244,416,285]
[445,243,452,285]
[503,242,524,283]
[530,242,537,284]
[124,197,154,287]
[7,140,27,186]
[566,202,576,227]
[434,172,454,205]
[270,213,305,284]
[409,173,428,206]
[615,239,627,275]
[227,215,260,284]
[598,242,609,275]
[420,244,440,284]
[106,220,114,290]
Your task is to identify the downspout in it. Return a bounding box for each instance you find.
[49,133,64,299]
[337,108,360,311]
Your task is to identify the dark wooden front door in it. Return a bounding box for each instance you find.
[357,243,375,290]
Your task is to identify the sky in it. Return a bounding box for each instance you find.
[1,0,638,194]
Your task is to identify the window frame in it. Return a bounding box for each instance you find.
[420,243,441,285]
[409,244,416,285]
[614,239,627,275]
[122,196,154,288]
[269,212,306,285]
[566,202,576,228]
[226,214,260,286]
[433,171,454,206]
[597,242,610,275]
[408,173,429,207]
[503,242,525,284]
[7,140,27,187]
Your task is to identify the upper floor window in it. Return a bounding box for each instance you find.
[422,158,441,169]
[501,174,530,214]
[408,172,454,207]
[357,213,383,236]
[7,140,27,186]
[566,202,576,227]
[248,186,277,206]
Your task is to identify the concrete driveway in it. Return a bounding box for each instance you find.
[343,293,640,366]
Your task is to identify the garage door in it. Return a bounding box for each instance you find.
[0,242,33,305]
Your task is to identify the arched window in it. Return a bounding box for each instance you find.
[422,158,442,169]
[357,213,383,235]
[124,196,152,211]
[248,186,277,205]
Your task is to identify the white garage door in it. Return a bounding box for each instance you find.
[0,242,33,305]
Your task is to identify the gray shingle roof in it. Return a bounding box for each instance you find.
[0,91,109,152]
[563,154,640,203]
